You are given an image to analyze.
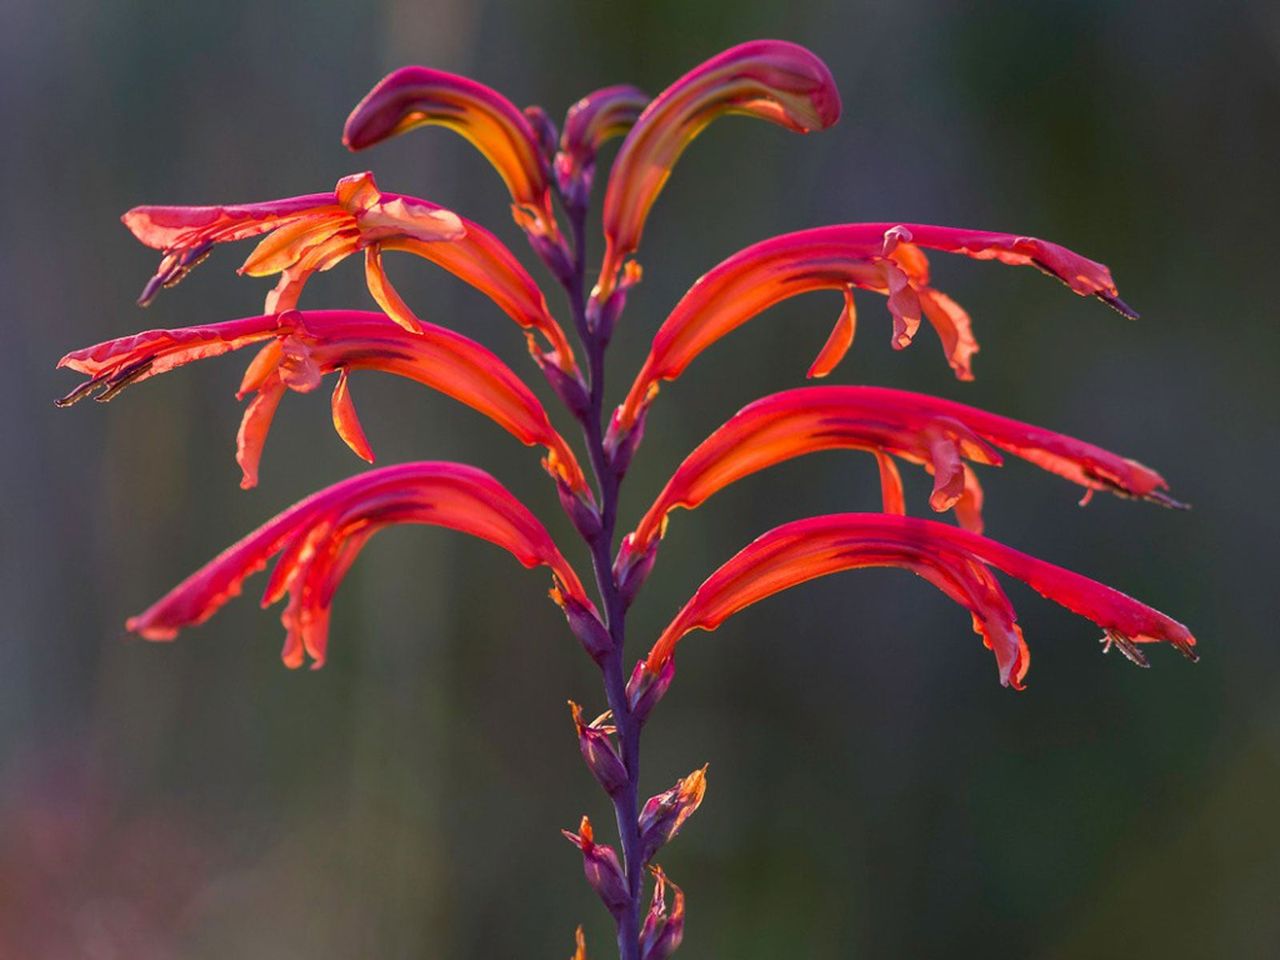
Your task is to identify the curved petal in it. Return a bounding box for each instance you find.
[615,223,1134,433]
[595,40,840,300]
[555,84,650,204]
[126,462,591,667]
[622,385,1178,566]
[646,514,1196,688]
[343,67,560,241]
[57,310,590,495]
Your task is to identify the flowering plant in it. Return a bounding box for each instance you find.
[58,40,1196,959]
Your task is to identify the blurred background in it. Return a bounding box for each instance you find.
[3,1,1277,957]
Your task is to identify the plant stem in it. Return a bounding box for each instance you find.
[562,204,645,960]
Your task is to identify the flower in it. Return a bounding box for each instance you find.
[57,309,590,495]
[594,40,841,302]
[646,514,1197,689]
[613,223,1136,434]
[555,85,650,209]
[569,701,628,796]
[344,67,562,245]
[620,385,1182,567]
[126,461,591,669]
[123,172,577,373]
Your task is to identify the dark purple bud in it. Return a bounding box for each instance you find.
[637,766,707,864]
[569,701,629,796]
[604,407,646,478]
[614,533,659,608]
[626,657,674,726]
[640,866,685,960]
[523,105,559,163]
[561,595,611,662]
[557,479,602,542]
[563,816,630,918]
[539,358,591,420]
[530,233,575,285]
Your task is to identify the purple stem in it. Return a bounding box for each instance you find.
[560,201,645,960]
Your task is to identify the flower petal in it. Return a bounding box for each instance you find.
[647,514,1195,688]
[330,369,374,464]
[343,67,560,241]
[363,244,425,333]
[596,40,840,300]
[623,385,1177,561]
[126,462,590,665]
[235,378,285,490]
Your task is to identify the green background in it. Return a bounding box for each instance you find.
[3,0,1277,956]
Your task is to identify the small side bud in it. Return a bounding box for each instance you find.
[640,865,685,960]
[538,356,591,420]
[530,233,575,286]
[558,479,603,541]
[626,658,675,727]
[569,701,629,796]
[638,766,707,865]
[604,407,646,478]
[614,532,659,608]
[558,594,612,662]
[562,816,629,918]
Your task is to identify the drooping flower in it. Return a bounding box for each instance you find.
[57,309,589,495]
[343,67,563,247]
[646,514,1197,689]
[618,385,1182,571]
[126,461,592,669]
[123,172,578,374]
[555,85,650,210]
[612,223,1136,434]
[594,40,841,302]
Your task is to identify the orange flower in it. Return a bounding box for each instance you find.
[647,514,1197,689]
[344,67,562,244]
[57,309,589,495]
[126,462,591,669]
[621,385,1181,565]
[613,223,1135,433]
[594,40,840,302]
[555,85,650,209]
[123,172,577,373]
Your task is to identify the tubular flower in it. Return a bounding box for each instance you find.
[126,462,591,669]
[555,85,650,209]
[594,40,841,301]
[56,309,589,495]
[123,172,577,372]
[647,514,1197,689]
[343,66,562,245]
[620,385,1181,565]
[614,223,1135,433]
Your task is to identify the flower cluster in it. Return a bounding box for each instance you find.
[60,39,1195,960]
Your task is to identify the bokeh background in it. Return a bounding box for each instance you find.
[3,1,1277,957]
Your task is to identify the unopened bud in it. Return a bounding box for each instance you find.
[569,701,629,796]
[557,479,602,541]
[626,658,674,726]
[614,532,659,608]
[604,406,646,478]
[640,865,685,960]
[523,105,559,163]
[559,595,612,662]
[638,766,707,865]
[538,357,591,420]
[530,233,575,286]
[562,816,629,917]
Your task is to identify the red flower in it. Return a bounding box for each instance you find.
[123,172,577,373]
[613,223,1134,434]
[619,385,1181,568]
[126,462,591,669]
[57,309,590,495]
[594,40,841,302]
[344,67,563,246]
[646,514,1196,689]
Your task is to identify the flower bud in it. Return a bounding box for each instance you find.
[638,765,707,865]
[523,105,559,163]
[538,357,591,420]
[626,658,674,726]
[569,701,629,796]
[614,532,659,608]
[562,816,629,918]
[557,479,602,541]
[640,865,685,960]
[604,406,646,478]
[559,594,612,663]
